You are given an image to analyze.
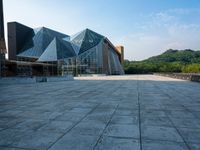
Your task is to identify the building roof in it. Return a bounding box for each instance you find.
[17,27,119,62]
[71,29,104,55]
[17,27,69,58]
[38,37,76,62]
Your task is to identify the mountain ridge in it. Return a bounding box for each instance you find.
[124,49,200,74]
[144,49,200,63]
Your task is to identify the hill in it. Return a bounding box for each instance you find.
[145,49,200,63]
[124,49,200,74]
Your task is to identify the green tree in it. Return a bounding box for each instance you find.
[182,64,200,73]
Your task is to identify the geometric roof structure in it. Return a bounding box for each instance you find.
[71,29,104,55]
[17,27,69,58]
[17,28,106,62]
[38,37,76,62]
[8,21,124,75]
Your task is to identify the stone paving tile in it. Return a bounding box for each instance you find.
[12,130,62,150]
[115,109,138,116]
[166,110,196,119]
[1,75,200,150]
[110,115,138,125]
[178,128,200,144]
[170,117,200,129]
[191,111,200,120]
[82,114,111,124]
[11,119,47,131]
[104,124,140,139]
[118,104,138,110]
[164,104,186,111]
[69,107,92,114]
[141,125,183,142]
[186,105,200,112]
[188,143,200,150]
[95,136,140,150]
[38,120,75,133]
[142,140,189,150]
[0,147,26,150]
[92,108,116,115]
[49,133,99,150]
[140,110,167,118]
[0,129,25,146]
[69,121,106,136]
[141,116,173,127]
[54,113,84,122]
[0,117,24,129]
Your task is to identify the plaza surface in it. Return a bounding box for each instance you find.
[0,75,200,150]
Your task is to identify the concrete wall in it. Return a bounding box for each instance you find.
[8,22,34,60]
[155,73,200,82]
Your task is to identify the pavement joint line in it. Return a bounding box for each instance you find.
[164,112,191,150]
[153,82,192,150]
[137,76,143,150]
[46,103,101,150]
[181,106,200,122]
[141,138,192,144]
[92,104,120,150]
[106,135,139,140]
[167,85,200,122]
[0,145,34,150]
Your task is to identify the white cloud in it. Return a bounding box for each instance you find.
[113,9,200,61]
[153,12,176,22]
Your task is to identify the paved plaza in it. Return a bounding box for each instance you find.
[0,75,200,150]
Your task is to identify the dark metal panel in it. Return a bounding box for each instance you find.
[0,0,6,54]
[8,22,34,60]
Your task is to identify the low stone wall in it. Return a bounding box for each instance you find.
[0,77,36,84]
[0,75,74,84]
[155,73,200,82]
[78,74,107,77]
[46,76,74,82]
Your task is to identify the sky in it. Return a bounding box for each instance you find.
[3,0,200,60]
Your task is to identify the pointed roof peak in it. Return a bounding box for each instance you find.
[37,27,69,38]
[38,37,76,62]
[86,28,104,38]
[71,28,104,55]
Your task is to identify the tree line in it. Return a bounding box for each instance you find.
[124,61,200,74]
[123,49,200,74]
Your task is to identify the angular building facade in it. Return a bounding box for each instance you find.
[0,0,6,53]
[8,22,124,76]
[0,0,6,77]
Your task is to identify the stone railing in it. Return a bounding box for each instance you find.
[154,73,200,82]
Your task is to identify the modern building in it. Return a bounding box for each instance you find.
[7,22,124,76]
[0,0,7,77]
[116,46,124,64]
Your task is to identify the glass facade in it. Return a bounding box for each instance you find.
[108,48,124,75]
[61,41,104,76]
[13,24,124,76]
[59,39,124,76]
[17,27,69,58]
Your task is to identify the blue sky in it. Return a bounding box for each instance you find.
[3,0,200,60]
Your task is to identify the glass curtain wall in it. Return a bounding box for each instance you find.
[61,40,124,76]
[108,47,125,75]
[62,41,103,76]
